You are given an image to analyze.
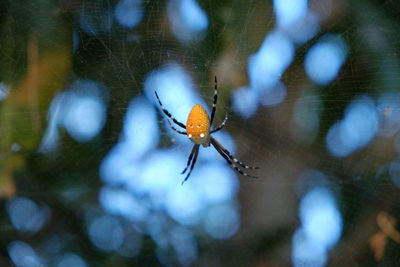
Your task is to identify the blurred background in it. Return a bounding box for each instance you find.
[1,0,400,266]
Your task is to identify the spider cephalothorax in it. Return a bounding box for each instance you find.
[155,76,258,184]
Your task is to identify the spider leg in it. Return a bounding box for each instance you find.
[209,76,218,126]
[181,144,199,174]
[211,137,259,170]
[182,145,200,184]
[167,119,187,135]
[155,91,186,129]
[210,113,228,134]
[210,138,257,178]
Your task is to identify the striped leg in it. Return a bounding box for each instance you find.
[181,144,199,174]
[182,145,200,184]
[155,91,186,129]
[211,114,228,134]
[167,119,187,135]
[210,76,218,126]
[211,137,258,170]
[210,138,257,178]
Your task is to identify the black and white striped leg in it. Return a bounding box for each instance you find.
[181,144,199,174]
[210,138,257,178]
[167,119,187,135]
[211,137,259,170]
[155,91,186,129]
[210,114,228,134]
[209,76,218,126]
[182,145,200,184]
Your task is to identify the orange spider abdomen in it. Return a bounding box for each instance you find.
[186,104,210,145]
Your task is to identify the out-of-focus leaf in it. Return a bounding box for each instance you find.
[0,33,71,198]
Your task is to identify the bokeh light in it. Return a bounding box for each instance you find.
[273,0,308,29]
[204,204,240,239]
[285,11,319,43]
[115,0,144,29]
[63,94,106,142]
[292,229,327,267]
[100,142,141,186]
[121,96,159,159]
[260,81,287,107]
[38,92,64,153]
[248,30,294,92]
[8,241,44,267]
[164,181,204,225]
[56,253,87,267]
[305,34,348,85]
[0,82,9,100]
[292,186,342,267]
[124,148,185,196]
[190,162,238,204]
[63,79,108,142]
[231,87,258,118]
[88,215,124,251]
[39,79,108,153]
[167,0,209,43]
[326,95,379,157]
[99,187,148,221]
[300,187,342,249]
[7,197,50,234]
[170,226,198,266]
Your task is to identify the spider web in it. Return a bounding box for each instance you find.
[1,0,400,266]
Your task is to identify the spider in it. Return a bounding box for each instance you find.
[155,76,258,184]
